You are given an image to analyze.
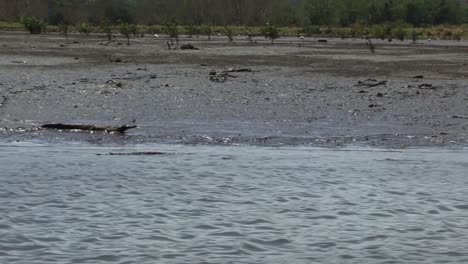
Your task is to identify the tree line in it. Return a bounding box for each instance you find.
[1,0,466,26]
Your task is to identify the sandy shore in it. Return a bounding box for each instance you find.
[0,31,467,146]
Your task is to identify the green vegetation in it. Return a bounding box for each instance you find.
[21,17,46,34]
[164,23,180,45]
[201,25,212,40]
[77,22,91,35]
[262,24,280,44]
[58,23,70,39]
[119,23,131,45]
[224,26,234,42]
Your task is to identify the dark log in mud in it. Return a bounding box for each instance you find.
[108,152,166,156]
[41,124,137,133]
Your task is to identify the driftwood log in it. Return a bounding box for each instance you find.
[108,152,166,156]
[41,124,137,133]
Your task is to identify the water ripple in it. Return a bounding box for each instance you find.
[0,144,467,264]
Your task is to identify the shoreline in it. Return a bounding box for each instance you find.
[1,32,467,148]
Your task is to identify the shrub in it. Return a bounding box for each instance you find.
[21,17,46,34]
[441,29,453,40]
[129,24,139,37]
[335,28,350,39]
[201,24,212,40]
[302,25,321,36]
[101,23,112,41]
[77,22,91,35]
[392,26,407,41]
[261,23,280,44]
[58,23,69,39]
[185,25,199,37]
[224,26,234,42]
[148,25,164,34]
[370,25,387,40]
[453,31,463,41]
[164,23,179,45]
[119,23,131,45]
[409,29,421,43]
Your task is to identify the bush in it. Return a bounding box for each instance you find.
[370,25,387,40]
[261,23,280,43]
[147,25,164,34]
[185,25,200,37]
[350,23,366,39]
[335,28,350,39]
[224,26,234,42]
[453,30,463,41]
[392,26,407,41]
[164,23,179,45]
[101,23,113,41]
[129,24,139,37]
[119,23,131,45]
[201,24,212,40]
[58,23,69,39]
[302,25,321,36]
[21,17,46,34]
[77,22,91,35]
[409,29,421,43]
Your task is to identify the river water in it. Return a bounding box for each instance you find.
[1,142,468,264]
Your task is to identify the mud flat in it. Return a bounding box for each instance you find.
[0,31,467,147]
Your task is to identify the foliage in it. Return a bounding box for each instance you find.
[21,17,46,34]
[164,23,179,45]
[119,23,131,45]
[58,23,69,39]
[224,26,234,42]
[261,23,280,44]
[392,26,407,41]
[77,22,91,34]
[185,25,199,37]
[101,23,113,41]
[302,25,321,36]
[200,24,212,40]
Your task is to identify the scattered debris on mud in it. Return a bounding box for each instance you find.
[355,79,387,88]
[209,67,254,83]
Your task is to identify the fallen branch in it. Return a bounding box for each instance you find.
[41,124,137,133]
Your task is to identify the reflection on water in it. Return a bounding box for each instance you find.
[1,142,468,264]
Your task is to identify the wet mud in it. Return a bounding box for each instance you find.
[0,31,467,147]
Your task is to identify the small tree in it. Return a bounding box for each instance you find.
[58,23,69,40]
[21,17,45,34]
[129,24,139,37]
[261,23,279,44]
[119,23,131,45]
[164,23,179,46]
[410,29,421,44]
[77,22,91,35]
[201,24,212,40]
[392,26,407,41]
[185,25,198,38]
[101,23,112,41]
[224,26,234,42]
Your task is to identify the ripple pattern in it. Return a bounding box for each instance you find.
[1,143,468,263]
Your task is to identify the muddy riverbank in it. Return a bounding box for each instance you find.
[0,31,467,146]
